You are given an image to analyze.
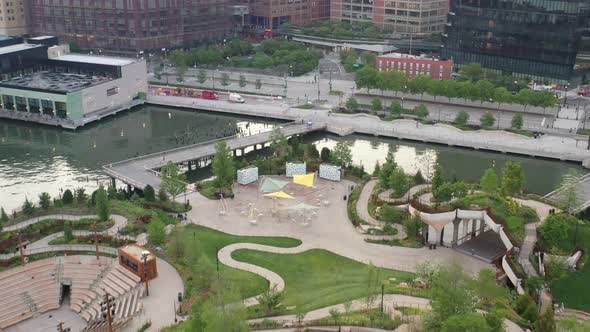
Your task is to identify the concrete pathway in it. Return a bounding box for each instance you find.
[357,180,405,239]
[378,184,430,203]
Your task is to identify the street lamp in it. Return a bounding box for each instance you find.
[141,251,150,296]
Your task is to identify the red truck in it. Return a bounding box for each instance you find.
[198,90,219,100]
[578,86,590,96]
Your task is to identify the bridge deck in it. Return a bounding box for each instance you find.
[544,173,590,212]
[103,122,326,190]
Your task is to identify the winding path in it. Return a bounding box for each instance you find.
[357,180,405,239]
[378,184,430,203]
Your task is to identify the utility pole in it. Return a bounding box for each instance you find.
[317,67,321,101]
[17,233,26,266]
[141,252,150,296]
[101,292,116,332]
[92,223,99,260]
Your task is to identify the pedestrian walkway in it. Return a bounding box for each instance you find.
[357,180,405,239]
[378,184,430,203]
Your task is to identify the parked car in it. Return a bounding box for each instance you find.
[228,93,245,103]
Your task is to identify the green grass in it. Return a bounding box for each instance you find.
[549,224,590,312]
[169,225,301,301]
[231,248,416,315]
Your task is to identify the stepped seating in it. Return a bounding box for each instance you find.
[65,259,110,315]
[0,259,60,329]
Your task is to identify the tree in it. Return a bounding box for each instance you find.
[147,214,166,245]
[95,185,109,222]
[345,96,359,112]
[415,261,438,288]
[485,308,506,332]
[221,73,230,86]
[473,269,507,307]
[364,263,382,309]
[305,144,319,159]
[75,188,87,205]
[460,63,483,81]
[238,74,246,88]
[389,100,403,117]
[380,205,402,223]
[480,111,496,129]
[154,65,162,80]
[144,185,156,202]
[538,214,574,249]
[441,313,489,332]
[516,88,535,111]
[355,66,378,92]
[212,141,235,189]
[23,198,35,216]
[161,161,187,199]
[559,168,581,213]
[535,307,556,332]
[158,187,168,202]
[454,111,469,127]
[501,161,525,196]
[201,281,248,332]
[197,69,207,84]
[176,63,187,82]
[474,79,495,103]
[456,81,475,101]
[255,78,262,89]
[257,285,284,314]
[427,79,445,99]
[371,98,383,113]
[329,308,341,326]
[494,87,512,108]
[443,79,458,101]
[63,221,74,242]
[480,168,499,193]
[558,313,590,332]
[0,207,8,228]
[270,127,291,160]
[511,113,524,130]
[320,147,331,162]
[39,192,51,210]
[331,141,353,167]
[414,170,426,184]
[431,165,444,193]
[388,167,410,197]
[414,104,429,120]
[429,263,477,327]
[408,74,431,98]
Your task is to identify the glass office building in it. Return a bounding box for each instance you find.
[442,0,590,83]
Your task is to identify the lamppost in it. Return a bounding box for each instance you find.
[141,251,150,296]
[100,292,116,332]
[401,97,405,109]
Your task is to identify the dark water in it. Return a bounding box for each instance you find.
[0,105,583,211]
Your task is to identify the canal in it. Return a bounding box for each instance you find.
[0,105,583,212]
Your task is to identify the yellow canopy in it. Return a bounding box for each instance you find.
[263,191,294,199]
[293,173,315,187]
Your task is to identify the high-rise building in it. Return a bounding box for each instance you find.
[330,0,449,37]
[0,0,28,35]
[442,0,590,83]
[239,0,331,28]
[28,0,234,52]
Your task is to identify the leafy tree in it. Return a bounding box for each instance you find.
[355,66,378,92]
[443,79,458,101]
[197,69,207,84]
[23,198,35,216]
[385,102,402,120]
[415,261,438,288]
[381,70,407,96]
[221,73,230,86]
[363,263,382,309]
[212,141,235,188]
[494,86,512,107]
[329,308,341,325]
[161,161,187,199]
[380,205,403,223]
[201,281,248,332]
[408,74,431,98]
[456,80,475,101]
[431,164,444,193]
[95,185,109,222]
[388,167,410,197]
[414,170,426,184]
[345,96,359,112]
[270,127,291,160]
[559,168,581,213]
[485,308,506,332]
[176,63,187,82]
[473,269,507,307]
[538,214,574,249]
[480,168,499,193]
[460,62,483,81]
[511,113,524,130]
[63,221,74,241]
[158,187,168,202]
[429,263,477,327]
[320,147,331,162]
[257,285,284,314]
[480,111,496,129]
[238,74,246,88]
[474,79,495,103]
[501,161,525,196]
[427,79,445,99]
[255,78,262,89]
[558,313,590,332]
[414,104,429,120]
[305,144,320,160]
[331,141,353,167]
[39,192,51,210]
[154,65,162,80]
[516,88,535,111]
[454,111,469,127]
[370,98,383,113]
[545,256,569,283]
[144,185,156,202]
[75,188,87,205]
[0,207,8,227]
[441,313,489,332]
[147,214,166,245]
[535,307,556,332]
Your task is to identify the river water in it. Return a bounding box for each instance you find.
[0,105,582,212]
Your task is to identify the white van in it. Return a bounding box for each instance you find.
[228,93,245,103]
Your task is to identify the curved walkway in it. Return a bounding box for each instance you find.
[378,184,430,203]
[357,180,405,239]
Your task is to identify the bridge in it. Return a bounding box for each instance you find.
[103,122,326,191]
[544,173,590,213]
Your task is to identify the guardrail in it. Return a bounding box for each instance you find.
[0,245,117,260]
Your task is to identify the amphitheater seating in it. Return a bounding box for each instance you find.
[0,259,60,329]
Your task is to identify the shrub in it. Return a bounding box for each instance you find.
[22,198,35,216]
[158,187,168,202]
[39,192,51,210]
[144,185,156,202]
[62,189,74,205]
[380,205,403,223]
[320,147,331,162]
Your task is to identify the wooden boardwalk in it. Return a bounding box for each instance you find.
[103,122,326,191]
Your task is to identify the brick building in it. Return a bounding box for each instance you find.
[377,53,453,79]
[0,0,28,35]
[28,0,234,52]
[331,0,449,37]
[239,0,331,29]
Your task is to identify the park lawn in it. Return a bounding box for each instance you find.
[171,225,301,301]
[231,248,416,315]
[549,223,590,312]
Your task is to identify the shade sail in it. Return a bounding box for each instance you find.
[293,173,315,187]
[286,203,320,210]
[263,191,294,199]
[259,177,289,193]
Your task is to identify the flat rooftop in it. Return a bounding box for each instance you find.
[119,244,155,261]
[28,35,54,40]
[55,54,136,66]
[0,71,109,93]
[0,43,44,55]
[379,52,449,62]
